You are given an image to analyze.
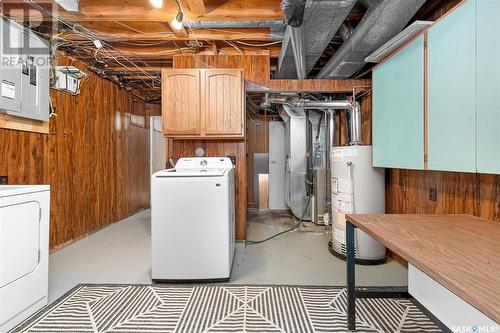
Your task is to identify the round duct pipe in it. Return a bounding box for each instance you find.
[262,94,363,146]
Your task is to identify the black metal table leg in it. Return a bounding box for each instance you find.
[343,220,446,331]
[346,220,356,331]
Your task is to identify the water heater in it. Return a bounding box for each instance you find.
[330,145,386,263]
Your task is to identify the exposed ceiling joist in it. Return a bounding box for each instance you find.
[103,66,166,72]
[74,0,284,22]
[186,0,206,15]
[59,24,276,41]
[121,75,159,80]
[167,23,189,38]
[93,44,280,58]
[185,19,286,39]
[95,46,195,59]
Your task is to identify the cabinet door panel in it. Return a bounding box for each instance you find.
[162,69,201,136]
[373,36,425,169]
[427,0,476,172]
[476,0,500,174]
[203,70,243,136]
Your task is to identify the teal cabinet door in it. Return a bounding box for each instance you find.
[476,0,500,174]
[373,36,425,169]
[427,0,476,172]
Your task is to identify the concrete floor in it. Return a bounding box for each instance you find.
[48,209,407,303]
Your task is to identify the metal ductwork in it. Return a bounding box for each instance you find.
[280,0,306,27]
[338,23,352,42]
[280,0,307,79]
[279,105,310,220]
[289,26,306,79]
[276,0,356,79]
[316,0,426,79]
[54,0,79,12]
[267,95,362,221]
[262,94,362,146]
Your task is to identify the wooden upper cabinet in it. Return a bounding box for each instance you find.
[162,69,201,136]
[162,68,244,139]
[204,70,244,136]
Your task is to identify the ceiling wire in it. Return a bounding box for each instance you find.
[20,0,164,97]
[14,0,285,98]
[234,40,282,47]
[107,21,284,42]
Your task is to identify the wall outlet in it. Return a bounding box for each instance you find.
[429,187,437,202]
[0,176,8,185]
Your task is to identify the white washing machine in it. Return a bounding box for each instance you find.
[0,185,50,333]
[151,157,235,282]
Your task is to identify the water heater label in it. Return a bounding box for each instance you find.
[1,80,16,100]
[332,177,353,213]
[332,148,358,162]
[332,149,344,161]
[334,199,353,214]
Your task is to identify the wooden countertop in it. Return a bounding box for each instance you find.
[345,214,500,323]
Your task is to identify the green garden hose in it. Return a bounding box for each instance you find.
[243,196,311,246]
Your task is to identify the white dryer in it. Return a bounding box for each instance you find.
[0,185,50,333]
[151,157,235,282]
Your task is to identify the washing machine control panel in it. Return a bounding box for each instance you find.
[175,157,234,170]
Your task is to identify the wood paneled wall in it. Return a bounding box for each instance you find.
[174,55,269,90]
[0,129,50,184]
[0,53,158,250]
[386,170,500,222]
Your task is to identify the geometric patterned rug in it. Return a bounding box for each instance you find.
[12,284,443,333]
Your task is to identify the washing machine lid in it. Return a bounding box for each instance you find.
[155,168,226,177]
[175,157,234,170]
[0,185,50,197]
[154,157,233,178]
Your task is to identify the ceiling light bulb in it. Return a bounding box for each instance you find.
[171,11,184,30]
[150,0,163,8]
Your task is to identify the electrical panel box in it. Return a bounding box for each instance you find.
[0,17,50,122]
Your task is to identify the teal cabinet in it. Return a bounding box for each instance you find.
[476,0,500,174]
[427,0,477,172]
[373,36,425,169]
[372,0,500,174]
